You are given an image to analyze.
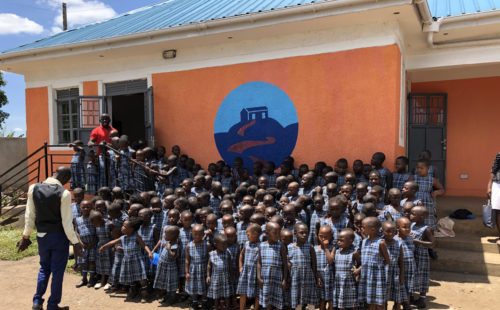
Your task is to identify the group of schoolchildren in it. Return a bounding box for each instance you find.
[70,142,445,310]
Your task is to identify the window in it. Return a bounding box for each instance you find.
[56,88,80,144]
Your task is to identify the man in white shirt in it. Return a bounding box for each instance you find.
[17,166,83,310]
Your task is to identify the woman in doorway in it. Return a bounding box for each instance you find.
[487,153,500,245]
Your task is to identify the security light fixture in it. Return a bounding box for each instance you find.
[163,49,177,59]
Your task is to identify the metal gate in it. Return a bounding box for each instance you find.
[408,93,447,186]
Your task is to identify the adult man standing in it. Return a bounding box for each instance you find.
[17,166,83,310]
[88,113,116,146]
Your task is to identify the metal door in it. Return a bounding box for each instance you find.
[78,96,108,143]
[144,87,155,147]
[408,93,447,186]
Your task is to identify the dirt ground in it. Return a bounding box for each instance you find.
[1,256,499,310]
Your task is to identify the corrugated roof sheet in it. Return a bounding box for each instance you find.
[428,0,500,18]
[3,0,326,54]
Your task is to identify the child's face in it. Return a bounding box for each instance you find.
[356,187,368,199]
[222,217,234,228]
[335,162,347,175]
[354,218,363,232]
[279,197,289,207]
[267,225,280,242]
[280,230,292,245]
[240,208,252,221]
[206,217,217,230]
[395,158,407,172]
[313,198,324,211]
[397,220,411,238]
[383,225,396,241]
[168,212,180,225]
[283,207,295,222]
[139,210,151,223]
[95,201,106,214]
[416,162,429,176]
[74,193,84,204]
[295,226,308,244]
[403,204,413,218]
[363,165,372,177]
[221,205,233,215]
[353,161,363,174]
[81,202,91,217]
[226,231,237,245]
[242,196,253,205]
[410,208,424,223]
[247,229,260,243]
[192,227,204,242]
[151,202,162,213]
[345,174,356,186]
[287,184,299,196]
[181,214,192,228]
[328,202,343,219]
[215,239,228,252]
[128,207,140,217]
[369,174,380,186]
[317,228,332,245]
[258,178,268,189]
[362,222,377,238]
[337,232,353,250]
[265,208,276,220]
[388,191,402,206]
[91,216,104,227]
[121,221,133,236]
[340,186,352,199]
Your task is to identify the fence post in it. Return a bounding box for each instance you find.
[43,141,49,179]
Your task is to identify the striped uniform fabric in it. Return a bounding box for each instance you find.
[358,238,387,306]
[259,241,284,309]
[288,243,318,308]
[86,162,99,195]
[95,222,113,276]
[185,240,209,296]
[107,149,118,188]
[109,249,123,285]
[70,152,85,189]
[236,222,249,246]
[378,205,404,223]
[413,174,436,229]
[227,243,240,294]
[221,177,234,190]
[75,216,96,272]
[319,215,350,245]
[266,174,278,188]
[209,194,222,217]
[150,211,164,232]
[133,164,149,192]
[377,167,392,188]
[71,202,81,220]
[314,244,333,301]
[138,223,156,277]
[308,210,326,245]
[385,239,403,303]
[154,241,179,292]
[236,241,260,298]
[117,149,133,191]
[178,227,192,277]
[337,175,346,187]
[397,235,416,302]
[393,172,410,191]
[119,233,147,285]
[411,223,430,294]
[207,250,233,299]
[332,246,358,309]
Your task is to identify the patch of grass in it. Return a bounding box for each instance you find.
[0,228,38,260]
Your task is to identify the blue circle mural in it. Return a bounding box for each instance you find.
[214,81,299,172]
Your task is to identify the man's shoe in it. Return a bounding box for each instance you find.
[32,304,43,310]
[416,298,427,309]
[75,279,87,288]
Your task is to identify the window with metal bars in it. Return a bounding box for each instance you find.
[56,88,80,144]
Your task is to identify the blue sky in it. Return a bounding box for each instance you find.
[0,0,162,136]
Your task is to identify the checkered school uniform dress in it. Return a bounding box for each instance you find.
[379,205,404,223]
[107,149,118,188]
[393,172,410,191]
[266,174,278,188]
[411,223,430,293]
[177,167,192,182]
[154,241,179,292]
[117,149,133,191]
[237,222,249,246]
[139,224,156,277]
[308,210,326,245]
[354,232,363,251]
[70,151,85,189]
[288,243,318,307]
[71,202,81,220]
[86,162,99,195]
[337,175,346,187]
[378,167,391,188]
[186,240,209,296]
[95,222,113,276]
[259,241,284,309]
[332,246,358,309]
[299,186,315,197]
[119,233,147,285]
[109,245,123,285]
[358,238,387,306]
[151,211,164,231]
[413,174,437,229]
[178,227,192,277]
[207,250,233,299]
[386,239,403,303]
[314,244,333,301]
[133,164,149,192]
[221,177,234,191]
[210,194,222,217]
[227,243,239,294]
[315,176,326,187]
[320,215,350,245]
[397,236,415,302]
[237,241,260,297]
[75,216,96,272]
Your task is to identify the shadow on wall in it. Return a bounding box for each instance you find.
[0,137,27,190]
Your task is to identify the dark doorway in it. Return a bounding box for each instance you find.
[111,93,146,144]
[408,93,447,186]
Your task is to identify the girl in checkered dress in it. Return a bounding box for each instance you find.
[90,210,113,289]
[320,196,350,244]
[314,226,334,310]
[333,229,361,310]
[237,223,261,310]
[86,151,99,195]
[410,206,435,309]
[138,208,159,280]
[75,200,97,288]
[379,188,404,223]
[258,222,288,310]
[185,224,210,309]
[70,141,86,189]
[411,159,445,230]
[224,226,240,307]
[117,138,133,192]
[179,210,193,300]
[153,226,180,305]
[357,217,390,308]
[396,217,416,310]
[393,156,410,191]
[207,234,233,309]
[309,195,326,245]
[287,223,319,309]
[99,217,153,301]
[382,221,404,308]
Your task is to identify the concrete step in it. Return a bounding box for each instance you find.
[431,248,500,276]
[436,234,500,254]
[445,217,495,236]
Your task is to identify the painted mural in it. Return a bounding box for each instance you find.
[214,81,299,172]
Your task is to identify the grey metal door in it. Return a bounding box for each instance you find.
[408,93,447,186]
[144,87,155,147]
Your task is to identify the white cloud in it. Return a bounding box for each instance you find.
[38,0,117,34]
[0,13,44,35]
[13,128,25,132]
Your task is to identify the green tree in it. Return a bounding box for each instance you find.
[0,71,9,130]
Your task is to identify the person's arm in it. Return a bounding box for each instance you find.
[281,243,288,288]
[167,242,178,258]
[414,227,435,248]
[99,238,121,252]
[206,255,212,284]
[60,190,81,245]
[88,128,98,146]
[185,244,191,281]
[398,245,405,284]
[431,178,445,198]
[310,245,320,287]
[239,246,246,273]
[256,252,263,288]
[22,184,35,238]
[136,234,152,259]
[379,240,391,265]
[386,170,393,190]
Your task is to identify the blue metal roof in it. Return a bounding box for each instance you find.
[3,0,325,54]
[428,0,500,18]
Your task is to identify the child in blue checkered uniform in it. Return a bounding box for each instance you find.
[99,217,153,301]
[397,217,416,310]
[237,223,261,310]
[91,210,113,290]
[379,188,404,223]
[153,226,180,305]
[393,156,410,191]
[320,196,350,245]
[75,200,97,288]
[371,152,393,190]
[69,140,86,189]
[150,197,164,229]
[382,221,404,308]
[71,188,84,221]
[224,227,239,306]
[357,217,390,308]
[86,151,99,195]
[287,223,319,309]
[314,225,334,310]
[258,222,288,310]
[185,224,210,309]
[309,195,326,245]
[333,229,361,310]
[138,208,159,281]
[178,211,193,300]
[207,234,233,309]
[117,138,134,192]
[237,205,253,246]
[410,206,435,309]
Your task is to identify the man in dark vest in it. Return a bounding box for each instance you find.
[17,166,83,310]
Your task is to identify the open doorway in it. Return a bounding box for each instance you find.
[111,93,146,144]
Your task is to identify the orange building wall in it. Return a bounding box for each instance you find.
[153,44,403,170]
[412,77,500,196]
[83,81,98,96]
[26,87,49,181]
